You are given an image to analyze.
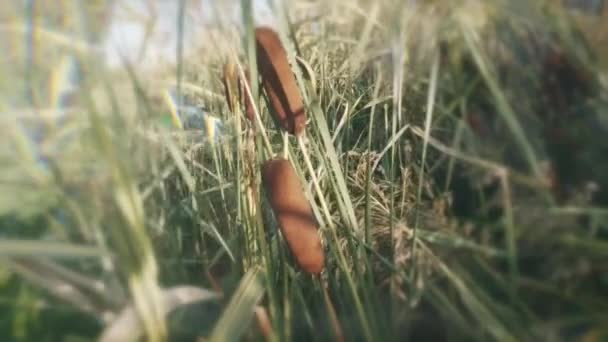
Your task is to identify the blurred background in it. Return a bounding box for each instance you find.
[1,0,607,341]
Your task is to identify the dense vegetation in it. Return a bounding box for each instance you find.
[1,1,607,341]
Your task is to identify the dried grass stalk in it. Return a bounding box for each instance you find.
[222,62,239,114]
[238,66,256,123]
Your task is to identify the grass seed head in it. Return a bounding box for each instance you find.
[222,62,238,114]
[223,62,255,123]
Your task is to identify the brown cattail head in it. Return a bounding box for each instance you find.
[262,158,324,274]
[255,27,306,136]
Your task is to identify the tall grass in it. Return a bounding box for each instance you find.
[1,0,608,341]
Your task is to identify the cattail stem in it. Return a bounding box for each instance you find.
[297,136,374,341]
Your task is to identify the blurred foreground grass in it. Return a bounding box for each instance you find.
[1,0,608,341]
